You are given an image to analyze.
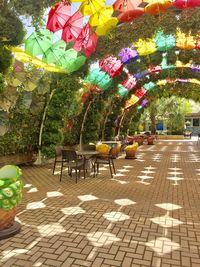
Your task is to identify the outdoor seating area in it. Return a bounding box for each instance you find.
[1,140,200,266]
[2,0,200,266]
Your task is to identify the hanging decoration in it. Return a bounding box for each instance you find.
[47,2,71,33]
[135,38,156,56]
[176,30,196,49]
[172,0,200,9]
[121,74,137,90]
[125,95,140,109]
[84,68,113,91]
[144,0,172,15]
[118,84,129,97]
[155,31,176,51]
[99,56,124,78]
[135,87,147,98]
[118,47,139,64]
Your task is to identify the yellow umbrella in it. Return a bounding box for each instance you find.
[89,6,114,27]
[71,0,105,16]
[176,30,196,50]
[11,47,68,73]
[135,38,156,56]
[96,17,118,36]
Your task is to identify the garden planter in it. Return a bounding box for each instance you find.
[125,143,138,159]
[0,165,23,240]
[147,136,155,145]
[134,136,144,146]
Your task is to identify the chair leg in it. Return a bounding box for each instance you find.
[108,162,113,178]
[60,162,64,182]
[75,169,78,183]
[111,159,116,174]
[52,160,56,175]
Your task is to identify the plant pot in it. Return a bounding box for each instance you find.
[134,137,144,146]
[0,207,16,231]
[125,150,136,159]
[147,137,154,145]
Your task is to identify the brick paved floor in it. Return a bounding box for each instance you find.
[1,140,200,267]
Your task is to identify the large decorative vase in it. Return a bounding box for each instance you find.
[134,136,144,146]
[125,143,138,159]
[0,165,23,240]
[96,143,111,158]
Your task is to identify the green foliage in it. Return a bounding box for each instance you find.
[0,8,25,46]
[0,46,13,74]
[42,73,83,158]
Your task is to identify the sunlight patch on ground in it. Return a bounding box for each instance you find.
[26,201,46,209]
[78,194,99,202]
[114,199,136,206]
[103,211,130,222]
[150,216,183,228]
[47,191,64,197]
[27,187,38,193]
[155,203,182,211]
[61,206,85,216]
[145,237,180,255]
[37,222,66,237]
[1,249,29,261]
[87,232,121,247]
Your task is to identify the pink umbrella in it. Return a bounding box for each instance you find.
[99,56,123,78]
[47,2,71,33]
[113,0,142,12]
[62,11,84,43]
[74,24,98,57]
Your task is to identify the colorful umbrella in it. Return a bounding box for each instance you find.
[99,56,123,78]
[155,31,176,51]
[118,84,129,97]
[89,6,114,27]
[58,48,78,69]
[135,38,156,56]
[148,65,162,72]
[144,0,172,15]
[72,0,106,16]
[62,11,84,43]
[176,30,196,50]
[74,24,98,57]
[141,99,149,107]
[43,40,66,65]
[121,74,137,90]
[125,95,139,109]
[143,81,156,91]
[118,47,139,64]
[135,87,147,98]
[118,8,144,22]
[113,0,142,12]
[85,68,112,91]
[25,29,53,56]
[95,17,119,36]
[47,2,71,33]
[173,0,200,9]
[66,55,86,72]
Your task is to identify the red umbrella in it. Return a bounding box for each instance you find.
[173,0,200,9]
[99,56,123,78]
[47,2,71,33]
[135,87,147,98]
[62,11,84,43]
[74,24,98,57]
[118,8,144,22]
[113,0,142,12]
[121,74,136,90]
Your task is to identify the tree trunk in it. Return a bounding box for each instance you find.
[101,99,113,141]
[34,89,56,165]
[79,97,95,150]
[150,109,156,134]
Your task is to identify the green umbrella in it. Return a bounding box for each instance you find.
[66,55,86,72]
[25,29,53,56]
[42,40,66,65]
[58,48,78,69]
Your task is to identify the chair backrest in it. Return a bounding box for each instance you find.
[62,150,77,161]
[55,146,63,157]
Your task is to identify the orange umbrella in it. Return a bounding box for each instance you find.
[118,8,144,22]
[144,0,172,15]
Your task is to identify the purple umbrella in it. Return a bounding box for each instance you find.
[118,47,139,64]
[141,99,148,108]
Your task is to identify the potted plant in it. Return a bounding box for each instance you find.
[96,143,111,157]
[125,142,139,159]
[0,165,24,240]
[147,135,155,145]
[134,136,144,146]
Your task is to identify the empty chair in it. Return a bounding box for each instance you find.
[60,150,86,183]
[52,146,63,175]
[93,148,116,178]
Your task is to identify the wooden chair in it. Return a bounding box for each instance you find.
[52,146,63,175]
[93,148,116,178]
[60,150,86,183]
